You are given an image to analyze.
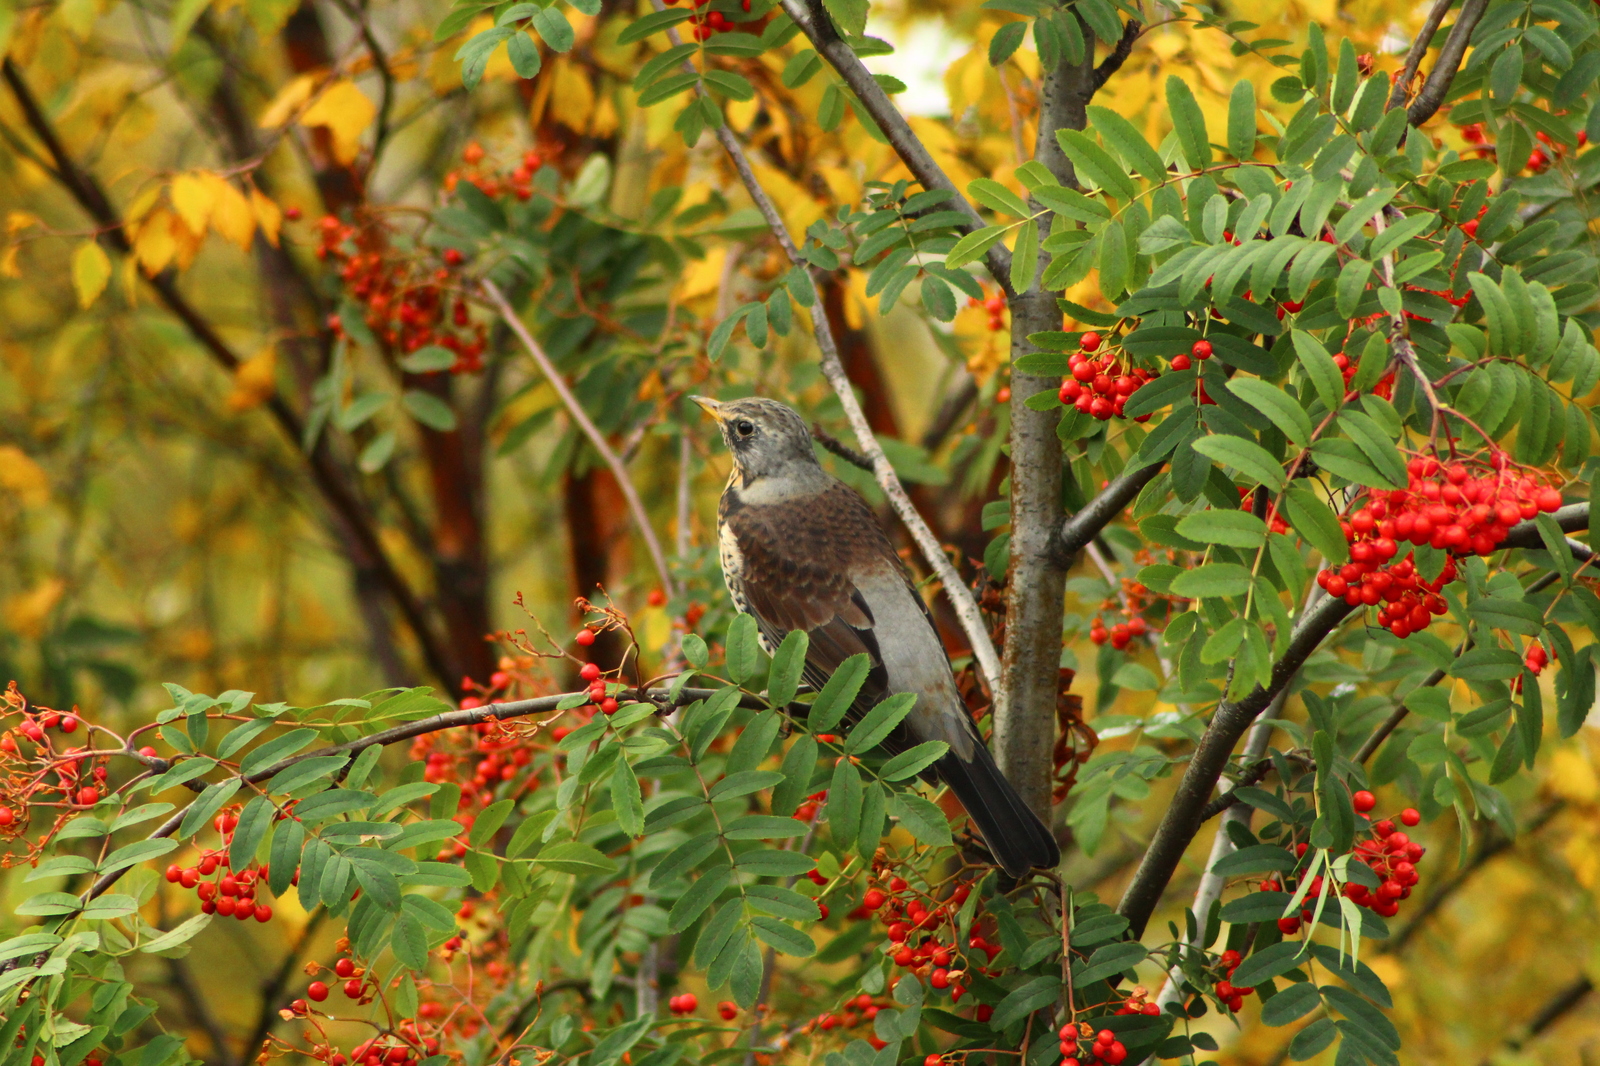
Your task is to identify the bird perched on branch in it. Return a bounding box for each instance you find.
[691,395,1059,878]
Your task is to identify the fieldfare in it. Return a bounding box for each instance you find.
[692,395,1059,877]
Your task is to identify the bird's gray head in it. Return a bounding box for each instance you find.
[691,396,821,486]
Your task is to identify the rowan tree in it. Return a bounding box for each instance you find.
[4,0,1600,1062]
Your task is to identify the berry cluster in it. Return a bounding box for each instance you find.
[851,869,984,1003]
[1342,800,1426,918]
[411,714,537,859]
[162,815,279,924]
[967,291,1008,332]
[1317,553,1455,638]
[1088,549,1190,648]
[1460,123,1588,174]
[304,955,375,1006]
[661,0,753,37]
[317,210,486,373]
[1058,1022,1130,1066]
[812,992,895,1039]
[668,992,699,1015]
[1057,333,1158,421]
[1089,614,1147,649]
[1167,337,1211,372]
[1314,454,1564,637]
[0,686,113,851]
[1210,949,1255,1012]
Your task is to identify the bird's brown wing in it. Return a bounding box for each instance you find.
[722,482,903,717]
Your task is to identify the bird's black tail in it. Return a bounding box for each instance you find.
[936,744,1060,878]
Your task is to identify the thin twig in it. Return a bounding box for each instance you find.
[775,0,1014,294]
[483,278,678,599]
[242,909,327,1060]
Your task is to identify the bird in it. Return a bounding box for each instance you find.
[691,394,1060,878]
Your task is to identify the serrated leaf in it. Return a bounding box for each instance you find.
[1192,434,1286,490]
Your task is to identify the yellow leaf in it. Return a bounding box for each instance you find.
[675,247,727,304]
[299,80,375,165]
[549,58,596,135]
[5,211,38,234]
[250,187,282,247]
[257,73,317,129]
[0,244,19,279]
[170,171,216,237]
[4,578,64,639]
[133,208,178,275]
[71,240,111,308]
[227,345,278,411]
[0,445,50,506]
[1549,748,1599,802]
[206,173,256,250]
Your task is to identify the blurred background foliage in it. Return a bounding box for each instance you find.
[5,0,1600,1060]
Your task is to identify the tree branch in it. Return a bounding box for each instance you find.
[1385,0,1456,112]
[1117,594,1356,938]
[1056,461,1166,565]
[483,278,678,600]
[1404,0,1491,126]
[775,0,1014,294]
[1092,21,1141,92]
[0,56,457,691]
[1476,974,1594,1066]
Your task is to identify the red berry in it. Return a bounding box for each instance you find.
[345,979,364,998]
[76,787,99,806]
[1170,353,1191,371]
[308,982,329,1002]
[1080,331,1102,352]
[335,957,356,978]
[1191,339,1212,360]
[575,629,596,647]
[925,1056,943,1066]
[579,662,601,681]
[1352,790,1376,813]
[863,889,886,909]
[678,993,697,1013]
[719,1001,738,1020]
[1400,808,1421,826]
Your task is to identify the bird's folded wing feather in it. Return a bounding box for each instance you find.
[723,483,901,712]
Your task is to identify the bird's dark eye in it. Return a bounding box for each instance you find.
[734,419,756,438]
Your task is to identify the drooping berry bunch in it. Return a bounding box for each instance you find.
[1341,800,1426,918]
[1265,804,1425,933]
[1058,332,1158,421]
[1317,552,1455,638]
[304,953,380,1007]
[1058,1022,1130,1066]
[318,209,486,372]
[1460,122,1588,174]
[1088,614,1147,649]
[1088,550,1190,648]
[1209,949,1255,1013]
[660,0,755,38]
[967,291,1008,332]
[162,808,280,922]
[847,865,986,1006]
[811,992,894,1040]
[0,688,108,837]
[1314,453,1564,636]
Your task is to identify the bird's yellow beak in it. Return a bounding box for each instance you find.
[690,395,723,420]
